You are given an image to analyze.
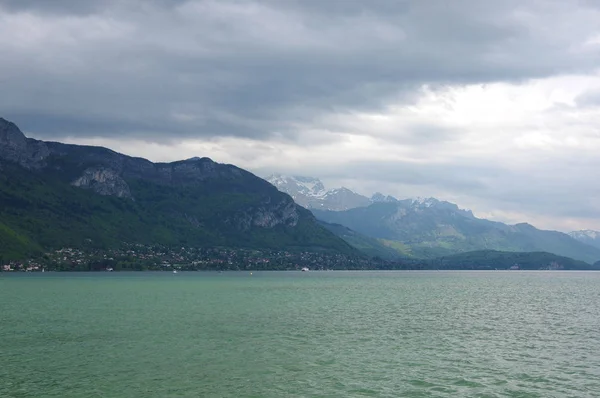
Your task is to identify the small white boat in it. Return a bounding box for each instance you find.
[301,267,309,272]
[173,270,178,274]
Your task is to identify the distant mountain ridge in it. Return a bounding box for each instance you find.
[266,174,396,211]
[313,200,600,264]
[267,173,600,263]
[569,230,600,250]
[433,250,597,270]
[266,174,370,210]
[266,174,471,214]
[317,220,404,260]
[0,118,354,260]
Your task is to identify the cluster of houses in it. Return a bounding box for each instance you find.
[1,244,377,271]
[2,262,43,272]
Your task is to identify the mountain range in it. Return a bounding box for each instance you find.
[313,199,600,264]
[266,175,600,264]
[568,230,600,250]
[266,174,397,211]
[3,115,599,269]
[0,118,354,260]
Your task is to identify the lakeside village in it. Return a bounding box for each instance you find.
[1,244,384,272]
[1,244,575,272]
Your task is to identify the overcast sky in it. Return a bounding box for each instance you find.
[2,0,600,232]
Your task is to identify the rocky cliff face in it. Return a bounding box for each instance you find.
[0,118,27,158]
[226,197,300,230]
[0,118,50,169]
[71,167,133,199]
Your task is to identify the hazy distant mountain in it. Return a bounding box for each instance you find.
[0,118,354,260]
[317,221,404,260]
[266,174,373,211]
[569,230,600,250]
[312,199,600,264]
[371,192,399,203]
[435,250,596,270]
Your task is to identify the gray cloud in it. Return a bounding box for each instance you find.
[2,0,599,141]
[255,158,499,196]
[575,90,600,108]
[0,0,109,14]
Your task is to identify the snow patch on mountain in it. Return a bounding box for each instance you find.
[570,230,600,240]
[371,192,398,203]
[266,174,476,216]
[412,197,437,207]
[568,229,600,251]
[267,174,327,199]
[266,174,372,211]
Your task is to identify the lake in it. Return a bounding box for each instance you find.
[1,271,599,397]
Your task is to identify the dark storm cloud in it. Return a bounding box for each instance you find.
[0,0,105,14]
[1,0,599,141]
[0,0,190,15]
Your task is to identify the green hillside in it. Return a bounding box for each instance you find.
[0,163,354,260]
[0,221,42,260]
[318,221,404,260]
[0,117,356,260]
[434,250,596,270]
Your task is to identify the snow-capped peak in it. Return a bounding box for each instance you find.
[569,230,600,239]
[411,197,438,208]
[266,174,327,198]
[371,192,398,203]
[265,174,373,210]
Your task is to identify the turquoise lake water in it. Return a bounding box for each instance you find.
[1,271,599,397]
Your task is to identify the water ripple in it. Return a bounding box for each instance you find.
[1,271,600,397]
